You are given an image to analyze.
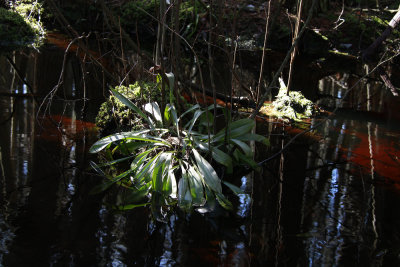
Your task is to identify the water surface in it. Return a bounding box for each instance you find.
[1,48,399,266]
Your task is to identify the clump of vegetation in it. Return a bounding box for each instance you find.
[14,0,46,44]
[0,1,46,52]
[271,78,316,121]
[0,7,36,51]
[90,85,268,220]
[95,81,160,135]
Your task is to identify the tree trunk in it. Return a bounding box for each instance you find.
[362,9,400,62]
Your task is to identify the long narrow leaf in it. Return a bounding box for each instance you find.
[89,161,109,177]
[163,168,177,199]
[223,181,244,195]
[165,72,175,104]
[231,139,252,157]
[234,133,269,145]
[152,153,171,192]
[90,131,170,153]
[152,157,164,192]
[144,102,162,123]
[178,172,192,210]
[111,88,155,129]
[213,119,255,143]
[134,152,162,183]
[215,192,233,210]
[234,149,260,171]
[123,183,151,203]
[171,105,179,135]
[93,156,135,168]
[131,148,155,170]
[179,104,201,120]
[185,109,204,134]
[187,166,205,206]
[114,141,149,155]
[210,147,233,173]
[114,203,150,210]
[192,149,222,193]
[90,130,149,153]
[89,168,134,194]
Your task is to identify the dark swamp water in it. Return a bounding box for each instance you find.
[1,44,400,266]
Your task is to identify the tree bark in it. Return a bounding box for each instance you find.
[362,9,400,62]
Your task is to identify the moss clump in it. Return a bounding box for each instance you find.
[0,1,45,52]
[95,82,160,135]
[13,0,46,47]
[0,7,36,51]
[271,78,316,121]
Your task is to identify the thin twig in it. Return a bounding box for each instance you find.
[287,0,304,93]
[256,1,272,103]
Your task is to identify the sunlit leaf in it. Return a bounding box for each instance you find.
[152,156,165,192]
[131,148,155,170]
[164,104,172,125]
[187,166,205,205]
[89,161,109,177]
[89,130,154,153]
[134,152,162,183]
[185,109,204,134]
[215,192,233,210]
[144,102,162,123]
[163,168,177,199]
[178,171,192,210]
[152,152,172,192]
[192,148,222,193]
[165,72,175,104]
[167,104,179,135]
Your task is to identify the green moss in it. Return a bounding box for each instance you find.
[0,7,36,51]
[271,78,316,121]
[95,82,161,134]
[0,1,45,52]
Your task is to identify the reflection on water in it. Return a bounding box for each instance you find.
[1,48,400,266]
